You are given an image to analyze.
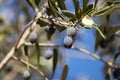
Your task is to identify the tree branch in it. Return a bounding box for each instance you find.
[24,42,118,68]
[12,56,48,80]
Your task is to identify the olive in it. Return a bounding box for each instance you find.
[63,36,73,48]
[112,68,120,79]
[44,49,53,59]
[23,70,31,80]
[29,32,38,44]
[67,27,77,37]
[99,39,108,48]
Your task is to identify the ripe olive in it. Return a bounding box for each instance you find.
[44,49,53,59]
[99,39,108,48]
[29,32,38,44]
[112,68,120,79]
[67,27,77,37]
[63,36,73,48]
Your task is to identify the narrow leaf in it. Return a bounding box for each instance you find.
[37,18,50,27]
[93,0,98,9]
[26,0,36,11]
[53,47,58,74]
[73,0,80,18]
[113,51,120,64]
[56,0,66,10]
[83,0,88,10]
[35,43,41,67]
[62,10,76,21]
[35,0,41,8]
[23,45,29,56]
[61,64,69,80]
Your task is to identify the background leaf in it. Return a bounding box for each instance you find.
[52,46,58,75]
[61,64,69,80]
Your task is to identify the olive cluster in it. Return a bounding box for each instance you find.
[63,27,77,48]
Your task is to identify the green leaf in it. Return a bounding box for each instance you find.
[37,18,50,27]
[35,0,41,8]
[35,43,41,67]
[53,47,58,74]
[93,2,115,16]
[105,72,110,80]
[48,0,58,17]
[83,4,93,15]
[55,24,66,32]
[61,64,69,80]
[62,10,76,21]
[23,45,29,56]
[107,26,120,35]
[73,0,80,18]
[56,0,66,10]
[113,51,120,64]
[26,0,36,11]
[93,0,98,9]
[83,0,88,10]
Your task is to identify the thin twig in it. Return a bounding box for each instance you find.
[24,42,118,68]
[12,56,48,80]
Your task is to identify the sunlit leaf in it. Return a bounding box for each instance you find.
[92,2,115,16]
[61,64,69,80]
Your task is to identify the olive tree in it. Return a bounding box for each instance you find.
[0,0,120,80]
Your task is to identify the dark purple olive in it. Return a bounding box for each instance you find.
[67,27,77,37]
[100,39,108,48]
[63,36,73,48]
[112,68,120,79]
[29,32,38,44]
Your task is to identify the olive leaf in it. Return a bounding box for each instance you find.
[93,0,98,9]
[83,0,89,10]
[105,72,110,80]
[56,0,66,10]
[62,10,76,21]
[52,46,58,73]
[113,51,120,64]
[48,0,59,17]
[92,1,119,16]
[26,0,36,11]
[55,24,66,32]
[95,25,120,51]
[35,43,41,67]
[37,18,50,27]
[73,0,80,18]
[61,64,69,80]
[35,0,41,8]
[23,45,29,57]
